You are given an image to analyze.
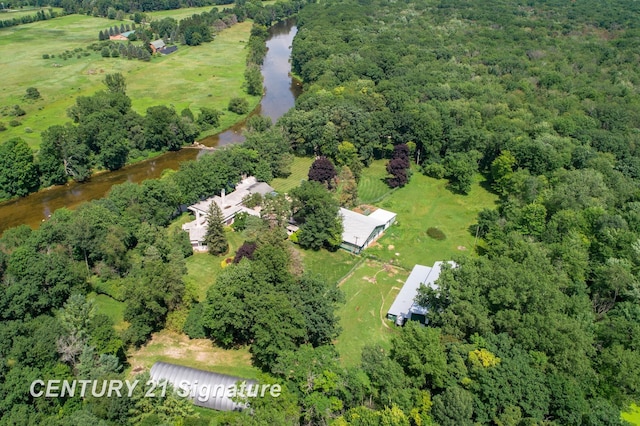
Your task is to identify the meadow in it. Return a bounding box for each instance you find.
[363,163,499,269]
[0,11,258,148]
[0,6,64,19]
[334,259,408,366]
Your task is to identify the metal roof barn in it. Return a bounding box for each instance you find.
[149,362,257,411]
[387,261,456,325]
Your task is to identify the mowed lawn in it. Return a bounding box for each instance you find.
[363,163,498,268]
[334,259,408,366]
[0,13,258,148]
[270,156,313,193]
[358,160,395,203]
[184,230,245,301]
[89,292,128,331]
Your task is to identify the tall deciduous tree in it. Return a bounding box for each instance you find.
[308,156,337,189]
[291,180,342,250]
[0,138,39,199]
[104,73,127,94]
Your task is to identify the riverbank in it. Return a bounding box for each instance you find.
[0,19,299,234]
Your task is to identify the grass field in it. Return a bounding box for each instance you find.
[363,164,498,268]
[270,156,314,193]
[358,160,396,203]
[0,12,258,148]
[126,330,259,378]
[0,7,64,19]
[623,404,640,425]
[294,242,358,285]
[334,259,408,366]
[184,230,245,301]
[89,291,128,331]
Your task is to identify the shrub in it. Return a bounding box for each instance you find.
[24,127,33,133]
[183,303,206,339]
[228,97,250,114]
[10,105,25,116]
[423,162,446,179]
[9,120,20,127]
[0,122,6,131]
[426,227,446,240]
[42,54,50,59]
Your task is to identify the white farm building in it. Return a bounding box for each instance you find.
[387,261,456,326]
[339,207,396,253]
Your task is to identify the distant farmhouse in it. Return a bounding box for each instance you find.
[110,30,135,41]
[150,39,177,55]
[182,177,275,249]
[387,261,456,326]
[339,207,396,254]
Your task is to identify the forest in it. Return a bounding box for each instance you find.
[1,0,640,424]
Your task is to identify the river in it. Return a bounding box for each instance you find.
[0,19,300,234]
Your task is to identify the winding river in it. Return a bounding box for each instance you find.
[0,19,300,234]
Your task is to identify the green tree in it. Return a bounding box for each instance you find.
[290,180,343,250]
[25,87,41,100]
[245,64,263,96]
[196,107,221,129]
[338,166,358,207]
[443,151,479,194]
[228,97,250,114]
[103,73,127,94]
[204,201,228,255]
[390,322,448,390]
[0,138,39,199]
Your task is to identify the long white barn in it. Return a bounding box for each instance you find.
[387,261,456,326]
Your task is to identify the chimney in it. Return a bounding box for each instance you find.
[221,188,226,206]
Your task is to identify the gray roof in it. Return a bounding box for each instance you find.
[149,362,256,411]
[189,177,274,218]
[387,261,455,320]
[150,39,166,49]
[368,208,397,225]
[121,30,135,37]
[339,208,387,248]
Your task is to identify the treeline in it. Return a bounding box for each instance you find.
[267,0,640,423]
[0,7,59,28]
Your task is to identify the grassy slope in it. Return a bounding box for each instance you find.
[0,13,257,148]
[334,260,408,366]
[358,159,395,203]
[270,156,314,193]
[364,162,499,268]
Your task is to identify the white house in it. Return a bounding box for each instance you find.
[182,177,275,249]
